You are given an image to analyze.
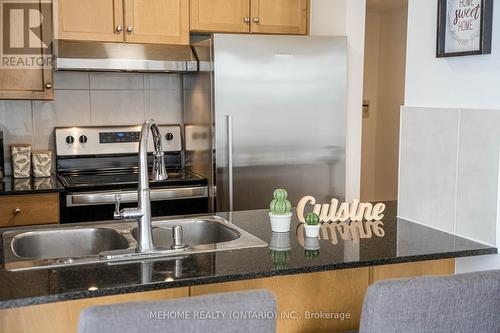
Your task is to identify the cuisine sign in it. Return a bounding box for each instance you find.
[295,196,387,245]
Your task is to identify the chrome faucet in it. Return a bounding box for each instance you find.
[114,119,167,252]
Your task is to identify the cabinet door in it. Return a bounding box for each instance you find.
[0,194,59,227]
[57,0,124,42]
[0,68,53,100]
[190,0,250,33]
[251,0,308,35]
[124,0,189,45]
[0,0,53,100]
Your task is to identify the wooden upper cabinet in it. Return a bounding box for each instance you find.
[0,0,53,100]
[57,0,124,42]
[0,68,53,100]
[251,0,309,34]
[124,0,189,45]
[190,0,251,33]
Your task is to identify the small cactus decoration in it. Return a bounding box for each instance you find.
[270,249,290,269]
[305,249,320,259]
[305,212,320,225]
[270,189,292,215]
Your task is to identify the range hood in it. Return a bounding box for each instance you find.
[53,40,198,72]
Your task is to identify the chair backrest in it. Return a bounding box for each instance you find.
[78,289,276,333]
[359,269,500,333]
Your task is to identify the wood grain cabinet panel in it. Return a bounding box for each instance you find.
[0,288,189,333]
[0,0,53,100]
[191,268,370,333]
[0,260,456,333]
[190,0,251,33]
[0,68,53,100]
[251,0,309,35]
[124,0,189,45]
[0,194,59,227]
[57,0,124,42]
[370,259,455,283]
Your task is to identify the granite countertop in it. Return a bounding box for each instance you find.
[0,176,64,195]
[0,202,496,309]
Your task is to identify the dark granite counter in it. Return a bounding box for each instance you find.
[0,202,496,309]
[0,176,64,195]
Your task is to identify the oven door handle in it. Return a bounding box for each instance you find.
[66,186,208,207]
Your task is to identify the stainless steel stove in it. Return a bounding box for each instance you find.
[55,125,209,223]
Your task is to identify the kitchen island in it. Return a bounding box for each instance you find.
[0,203,496,332]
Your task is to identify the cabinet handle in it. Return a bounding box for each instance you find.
[253,17,260,24]
[126,26,134,33]
[13,208,21,215]
[115,25,123,33]
[45,83,52,89]
[244,16,251,24]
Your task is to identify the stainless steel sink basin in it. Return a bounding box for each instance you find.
[131,219,240,246]
[11,228,130,260]
[2,216,267,271]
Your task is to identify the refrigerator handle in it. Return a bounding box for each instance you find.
[226,115,234,211]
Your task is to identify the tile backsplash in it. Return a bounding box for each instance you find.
[0,71,183,174]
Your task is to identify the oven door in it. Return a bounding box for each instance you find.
[60,186,209,223]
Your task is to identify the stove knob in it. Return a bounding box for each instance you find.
[165,133,174,141]
[79,135,88,144]
[65,136,75,144]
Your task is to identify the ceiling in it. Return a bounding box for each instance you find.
[367,0,408,12]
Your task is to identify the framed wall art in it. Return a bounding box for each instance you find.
[436,0,493,57]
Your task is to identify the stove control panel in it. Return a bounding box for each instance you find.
[99,131,140,144]
[55,125,182,157]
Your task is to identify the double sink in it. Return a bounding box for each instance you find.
[2,216,267,271]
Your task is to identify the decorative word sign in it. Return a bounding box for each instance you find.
[296,221,386,247]
[296,196,386,223]
[437,0,493,57]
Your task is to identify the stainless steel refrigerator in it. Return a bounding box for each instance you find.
[184,34,347,212]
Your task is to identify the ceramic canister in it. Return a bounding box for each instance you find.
[10,144,31,178]
[32,150,52,178]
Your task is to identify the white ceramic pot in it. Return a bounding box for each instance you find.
[304,224,321,238]
[304,236,320,250]
[269,212,292,233]
[269,232,292,251]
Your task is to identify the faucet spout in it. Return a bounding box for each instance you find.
[114,119,167,252]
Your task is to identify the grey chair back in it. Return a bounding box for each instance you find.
[78,289,276,333]
[359,269,500,333]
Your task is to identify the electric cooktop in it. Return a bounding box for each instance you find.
[58,169,207,191]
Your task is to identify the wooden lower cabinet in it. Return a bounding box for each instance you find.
[193,268,370,332]
[371,258,455,283]
[0,259,455,333]
[0,288,189,333]
[0,193,59,227]
[194,259,455,333]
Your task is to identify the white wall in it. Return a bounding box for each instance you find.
[310,0,346,35]
[401,0,500,272]
[405,0,500,108]
[310,0,366,201]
